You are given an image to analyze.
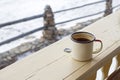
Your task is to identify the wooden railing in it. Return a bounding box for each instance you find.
[0,10,120,80]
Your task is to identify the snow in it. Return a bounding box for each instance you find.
[0,0,119,53]
[0,0,106,52]
[0,0,120,79]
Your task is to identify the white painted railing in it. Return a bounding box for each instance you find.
[0,10,120,80]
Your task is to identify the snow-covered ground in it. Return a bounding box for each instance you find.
[0,0,120,52]
[0,0,120,79]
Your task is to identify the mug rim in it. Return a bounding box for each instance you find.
[71,32,96,43]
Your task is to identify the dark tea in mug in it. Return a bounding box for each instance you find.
[75,38,90,42]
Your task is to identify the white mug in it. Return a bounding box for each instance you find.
[71,32,103,61]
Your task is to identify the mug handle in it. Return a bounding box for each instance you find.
[93,40,103,54]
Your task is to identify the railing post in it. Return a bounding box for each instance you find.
[104,0,113,17]
[42,5,58,41]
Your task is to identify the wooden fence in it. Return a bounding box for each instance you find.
[0,0,119,46]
